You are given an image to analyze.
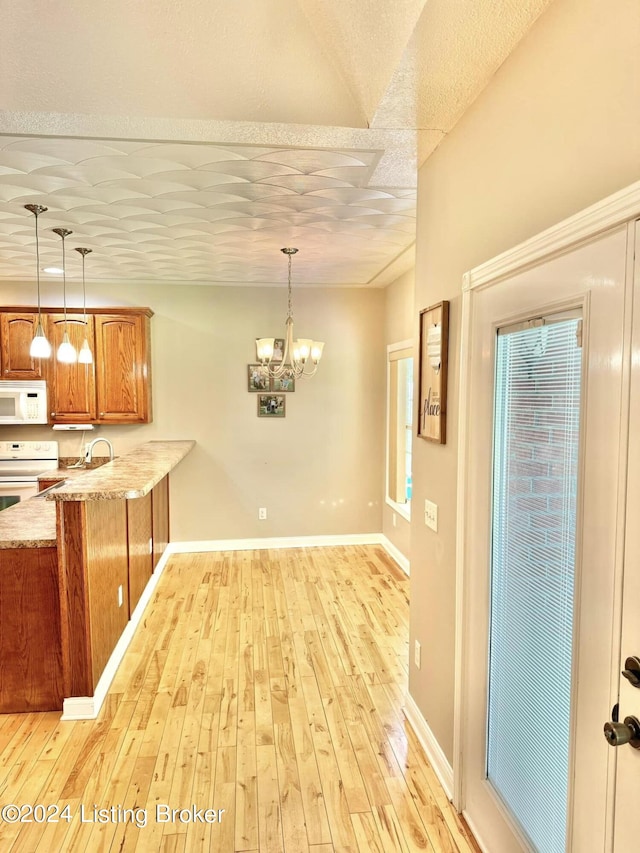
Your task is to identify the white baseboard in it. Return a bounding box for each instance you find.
[403,692,454,800]
[168,533,410,575]
[380,536,410,575]
[61,534,409,720]
[61,547,172,721]
[461,811,490,853]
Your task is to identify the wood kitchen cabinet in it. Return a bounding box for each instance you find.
[94,313,152,423]
[0,306,153,425]
[0,312,45,379]
[46,314,97,423]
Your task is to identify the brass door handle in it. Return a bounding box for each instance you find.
[604,716,640,749]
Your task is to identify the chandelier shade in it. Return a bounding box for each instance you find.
[255,248,324,380]
[24,204,52,359]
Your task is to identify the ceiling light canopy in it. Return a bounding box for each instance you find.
[256,248,324,380]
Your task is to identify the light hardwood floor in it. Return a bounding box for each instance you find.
[0,545,479,852]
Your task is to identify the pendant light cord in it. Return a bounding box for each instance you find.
[35,210,42,324]
[287,251,293,319]
[62,234,67,328]
[82,252,87,325]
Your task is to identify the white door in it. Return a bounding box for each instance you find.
[612,221,640,852]
[460,224,631,852]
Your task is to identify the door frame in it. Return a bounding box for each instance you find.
[454,180,640,846]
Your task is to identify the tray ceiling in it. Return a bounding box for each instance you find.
[0,0,552,287]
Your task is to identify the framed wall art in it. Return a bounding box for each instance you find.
[248,364,269,391]
[418,300,449,443]
[257,394,286,418]
[271,374,295,392]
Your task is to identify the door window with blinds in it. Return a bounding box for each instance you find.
[386,342,413,517]
[488,313,583,853]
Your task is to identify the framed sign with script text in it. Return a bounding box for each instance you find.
[418,300,449,443]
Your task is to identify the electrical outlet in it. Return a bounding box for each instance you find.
[424,499,438,531]
[118,584,123,607]
[414,640,421,668]
[258,507,267,520]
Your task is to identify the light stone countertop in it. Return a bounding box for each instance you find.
[48,440,195,501]
[0,498,57,549]
[0,440,195,548]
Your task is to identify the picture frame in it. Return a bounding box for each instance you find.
[272,338,285,363]
[257,394,286,418]
[270,374,295,392]
[418,300,449,443]
[247,363,269,392]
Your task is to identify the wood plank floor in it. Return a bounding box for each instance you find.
[0,545,479,852]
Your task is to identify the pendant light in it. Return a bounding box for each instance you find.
[52,227,76,364]
[74,247,93,364]
[24,204,52,358]
[256,248,325,380]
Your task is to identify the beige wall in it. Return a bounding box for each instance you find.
[383,268,415,562]
[0,281,386,542]
[410,0,640,761]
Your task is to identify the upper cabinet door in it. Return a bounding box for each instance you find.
[47,315,97,422]
[94,314,152,423]
[0,312,46,379]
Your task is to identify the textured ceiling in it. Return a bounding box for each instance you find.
[0,0,553,287]
[0,136,415,286]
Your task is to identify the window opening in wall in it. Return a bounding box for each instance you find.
[386,341,413,519]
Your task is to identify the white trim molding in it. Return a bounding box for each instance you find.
[404,692,454,800]
[455,182,640,828]
[464,179,640,291]
[61,546,173,720]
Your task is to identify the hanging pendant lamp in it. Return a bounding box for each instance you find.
[24,204,52,358]
[74,247,93,364]
[52,227,77,364]
[256,248,324,380]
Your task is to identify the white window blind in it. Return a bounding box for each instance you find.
[488,317,582,853]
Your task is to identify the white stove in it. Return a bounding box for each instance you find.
[0,440,59,511]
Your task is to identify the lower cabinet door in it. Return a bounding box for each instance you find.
[127,493,153,615]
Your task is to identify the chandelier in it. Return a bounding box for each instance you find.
[256,248,324,379]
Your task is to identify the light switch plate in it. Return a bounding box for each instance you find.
[424,499,438,531]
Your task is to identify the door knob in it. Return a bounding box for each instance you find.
[604,716,640,748]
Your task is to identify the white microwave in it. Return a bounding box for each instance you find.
[0,380,48,424]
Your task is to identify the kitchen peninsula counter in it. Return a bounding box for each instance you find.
[0,440,194,549]
[0,439,195,715]
[49,440,195,501]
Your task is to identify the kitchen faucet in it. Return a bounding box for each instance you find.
[85,437,115,464]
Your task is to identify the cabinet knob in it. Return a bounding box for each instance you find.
[50,412,56,417]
